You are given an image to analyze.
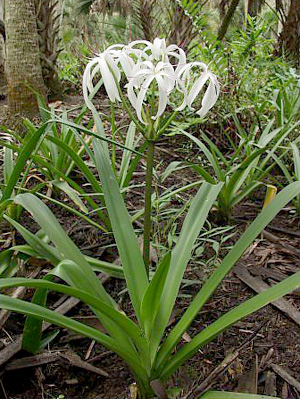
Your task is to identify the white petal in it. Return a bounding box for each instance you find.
[106,43,125,52]
[119,52,135,79]
[105,53,121,82]
[99,57,120,102]
[127,79,138,108]
[196,76,220,117]
[83,58,100,109]
[135,75,155,123]
[187,72,208,106]
[155,75,168,118]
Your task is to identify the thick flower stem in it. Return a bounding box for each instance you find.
[143,139,155,278]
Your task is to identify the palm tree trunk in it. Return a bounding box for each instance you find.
[247,0,264,16]
[0,0,5,96]
[35,0,62,95]
[140,0,155,41]
[5,0,46,117]
[276,0,300,69]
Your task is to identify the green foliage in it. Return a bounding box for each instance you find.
[168,114,299,220]
[187,13,299,131]
[57,51,82,85]
[1,117,299,397]
[1,4,299,398]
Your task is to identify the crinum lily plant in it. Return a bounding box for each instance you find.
[83,38,220,273]
[0,38,299,399]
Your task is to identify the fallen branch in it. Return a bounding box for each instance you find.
[234,265,300,326]
[262,230,300,257]
[4,349,109,377]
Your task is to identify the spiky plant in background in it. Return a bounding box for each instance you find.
[169,0,196,50]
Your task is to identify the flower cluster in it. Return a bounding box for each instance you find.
[83,38,220,124]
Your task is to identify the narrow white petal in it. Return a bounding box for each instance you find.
[197,78,220,117]
[106,43,125,52]
[127,80,138,108]
[187,72,208,106]
[135,75,154,123]
[83,58,100,109]
[99,58,120,102]
[119,53,135,79]
[155,75,168,118]
[105,53,121,82]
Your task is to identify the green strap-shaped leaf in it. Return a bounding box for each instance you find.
[119,122,141,188]
[8,195,135,350]
[52,180,88,213]
[45,134,104,198]
[0,250,19,278]
[0,293,148,382]
[0,124,47,204]
[222,147,267,203]
[12,193,113,306]
[5,215,61,265]
[160,271,300,379]
[140,252,171,340]
[22,276,51,354]
[47,116,143,156]
[0,139,109,228]
[292,142,300,181]
[181,131,225,181]
[0,277,146,352]
[93,138,149,320]
[156,181,300,372]
[149,182,223,354]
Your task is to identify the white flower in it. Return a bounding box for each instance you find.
[82,38,220,123]
[127,60,177,123]
[125,38,186,72]
[176,62,220,117]
[83,49,122,108]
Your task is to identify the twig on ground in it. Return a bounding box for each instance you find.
[271,364,300,393]
[262,230,300,257]
[184,323,267,398]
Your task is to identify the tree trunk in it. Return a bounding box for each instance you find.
[248,0,264,16]
[35,0,62,95]
[276,0,300,69]
[140,0,155,41]
[219,0,227,19]
[5,0,46,117]
[0,0,5,97]
[217,0,240,41]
